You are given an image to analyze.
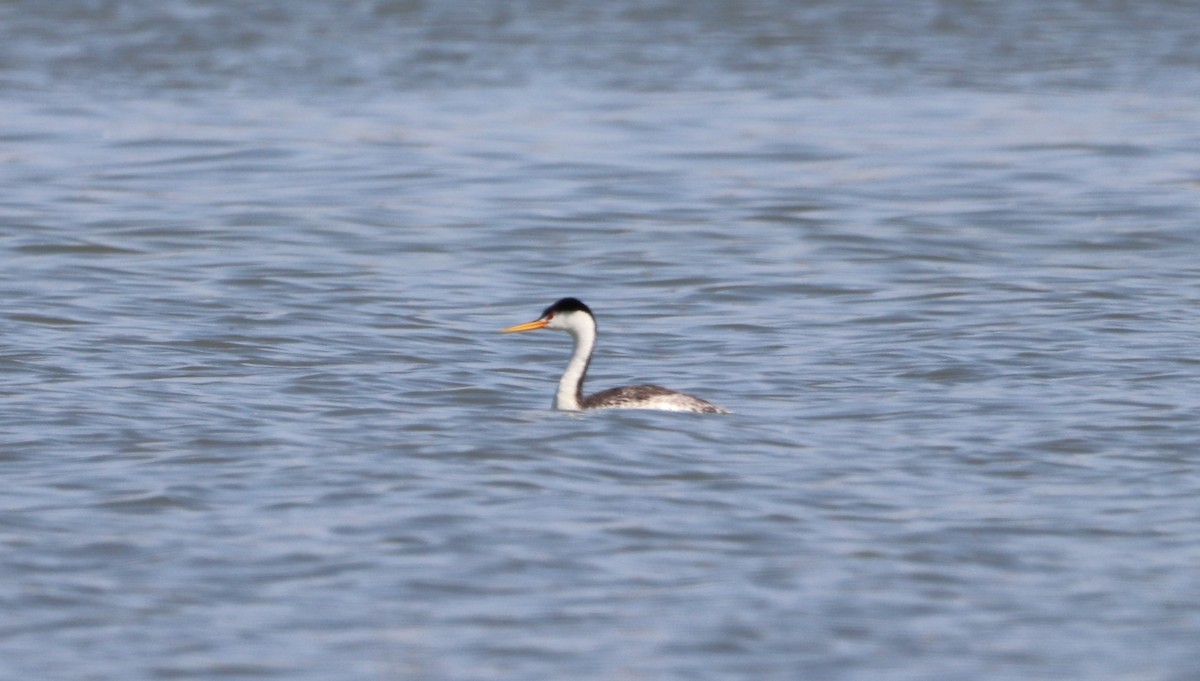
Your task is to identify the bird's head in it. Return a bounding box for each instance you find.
[503,297,595,334]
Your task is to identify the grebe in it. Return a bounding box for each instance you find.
[502,298,728,414]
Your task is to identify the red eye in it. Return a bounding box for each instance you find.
[546,313,555,320]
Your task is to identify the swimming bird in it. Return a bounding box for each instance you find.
[502,297,728,414]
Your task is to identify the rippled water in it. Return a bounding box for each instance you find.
[3,2,1200,680]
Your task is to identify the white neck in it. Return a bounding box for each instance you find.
[554,313,596,410]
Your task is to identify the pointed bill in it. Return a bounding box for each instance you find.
[502,318,549,333]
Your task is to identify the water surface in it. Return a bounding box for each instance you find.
[2,2,1199,680]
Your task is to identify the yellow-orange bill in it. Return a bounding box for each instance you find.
[501,318,549,333]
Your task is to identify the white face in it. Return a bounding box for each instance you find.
[544,309,578,331]
[544,309,592,334]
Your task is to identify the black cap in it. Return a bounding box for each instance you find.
[543,297,592,318]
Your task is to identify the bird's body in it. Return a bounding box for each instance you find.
[502,298,728,414]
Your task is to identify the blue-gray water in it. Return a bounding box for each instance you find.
[3,2,1199,679]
